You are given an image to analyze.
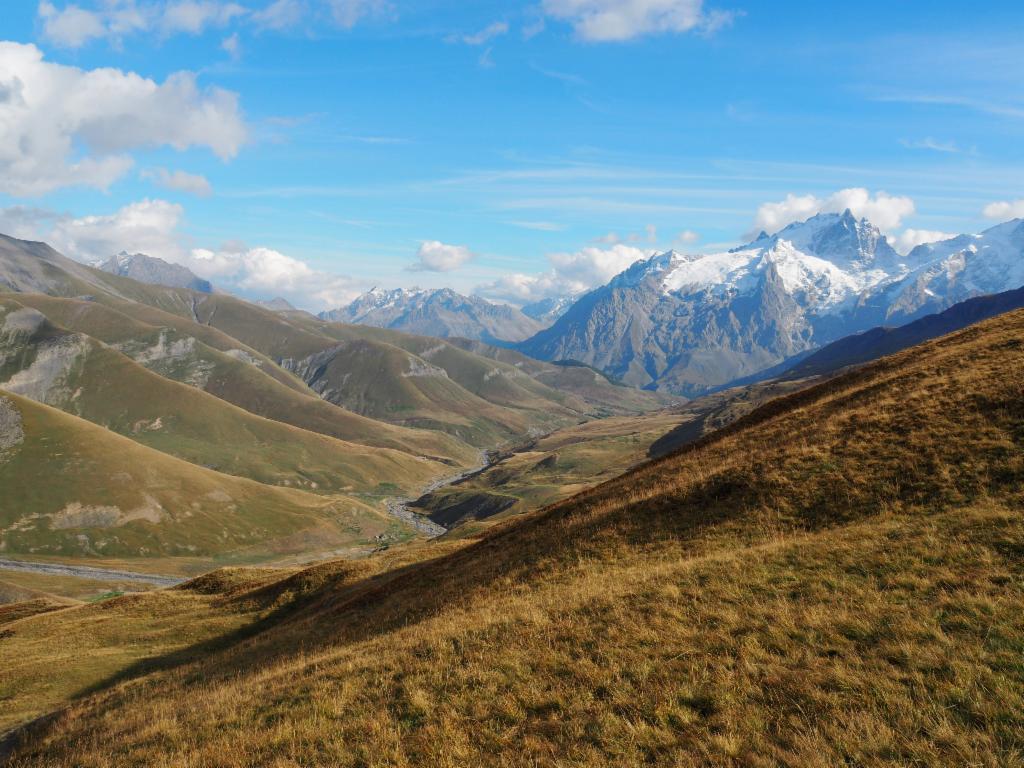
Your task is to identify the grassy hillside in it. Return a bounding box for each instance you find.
[0,391,401,561]
[412,410,697,531]
[7,294,477,467]
[3,307,1022,765]
[0,299,449,495]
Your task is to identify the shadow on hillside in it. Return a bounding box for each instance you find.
[11,316,1024,758]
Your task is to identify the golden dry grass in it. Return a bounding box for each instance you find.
[3,309,1024,766]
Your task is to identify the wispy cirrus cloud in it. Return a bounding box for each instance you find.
[540,0,739,42]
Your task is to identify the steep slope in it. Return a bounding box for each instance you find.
[4,294,477,467]
[321,287,544,343]
[785,284,1024,378]
[0,299,447,494]
[95,252,212,293]
[517,212,1024,395]
[4,306,1022,766]
[0,391,396,561]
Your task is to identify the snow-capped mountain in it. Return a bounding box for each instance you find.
[517,212,1024,396]
[521,293,584,325]
[883,218,1024,322]
[95,252,212,293]
[319,287,544,343]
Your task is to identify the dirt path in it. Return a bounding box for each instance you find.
[0,558,184,587]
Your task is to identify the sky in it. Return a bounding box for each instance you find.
[1,0,1023,310]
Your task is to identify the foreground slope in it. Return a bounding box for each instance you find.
[0,392,396,561]
[4,306,1023,765]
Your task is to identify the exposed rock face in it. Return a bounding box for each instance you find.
[97,252,213,293]
[320,287,543,343]
[0,396,24,454]
[518,212,1024,396]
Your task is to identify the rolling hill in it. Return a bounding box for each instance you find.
[3,304,1022,765]
[0,391,400,562]
[0,297,448,495]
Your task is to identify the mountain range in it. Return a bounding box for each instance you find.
[517,212,1024,395]
[0,232,667,563]
[320,287,545,343]
[95,252,213,293]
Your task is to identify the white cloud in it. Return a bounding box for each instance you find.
[900,137,960,153]
[751,188,916,236]
[327,0,391,28]
[39,0,245,47]
[221,31,241,58]
[460,21,509,45]
[408,241,476,272]
[1,198,357,310]
[541,0,738,42]
[0,42,246,196]
[43,199,189,263]
[510,221,566,232]
[141,167,214,197]
[479,243,650,304]
[252,0,304,29]
[675,229,699,246]
[160,0,245,34]
[38,1,107,47]
[983,199,1024,220]
[894,229,955,255]
[37,0,388,45]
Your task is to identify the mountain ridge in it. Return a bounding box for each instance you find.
[517,212,1024,395]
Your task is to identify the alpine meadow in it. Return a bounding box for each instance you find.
[1,1,1023,766]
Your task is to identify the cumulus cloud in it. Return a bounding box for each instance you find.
[894,229,955,255]
[541,0,738,42]
[0,42,246,196]
[479,243,650,304]
[1,198,356,310]
[190,244,359,307]
[983,199,1024,220]
[408,241,476,272]
[141,167,214,197]
[751,188,916,236]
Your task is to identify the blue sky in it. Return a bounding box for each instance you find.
[1,0,1023,309]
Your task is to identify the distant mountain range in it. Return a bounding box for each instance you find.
[319,287,545,343]
[516,212,1024,396]
[95,252,213,293]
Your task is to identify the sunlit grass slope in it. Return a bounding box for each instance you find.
[4,306,1022,766]
[4,293,478,467]
[0,299,449,494]
[0,391,396,561]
